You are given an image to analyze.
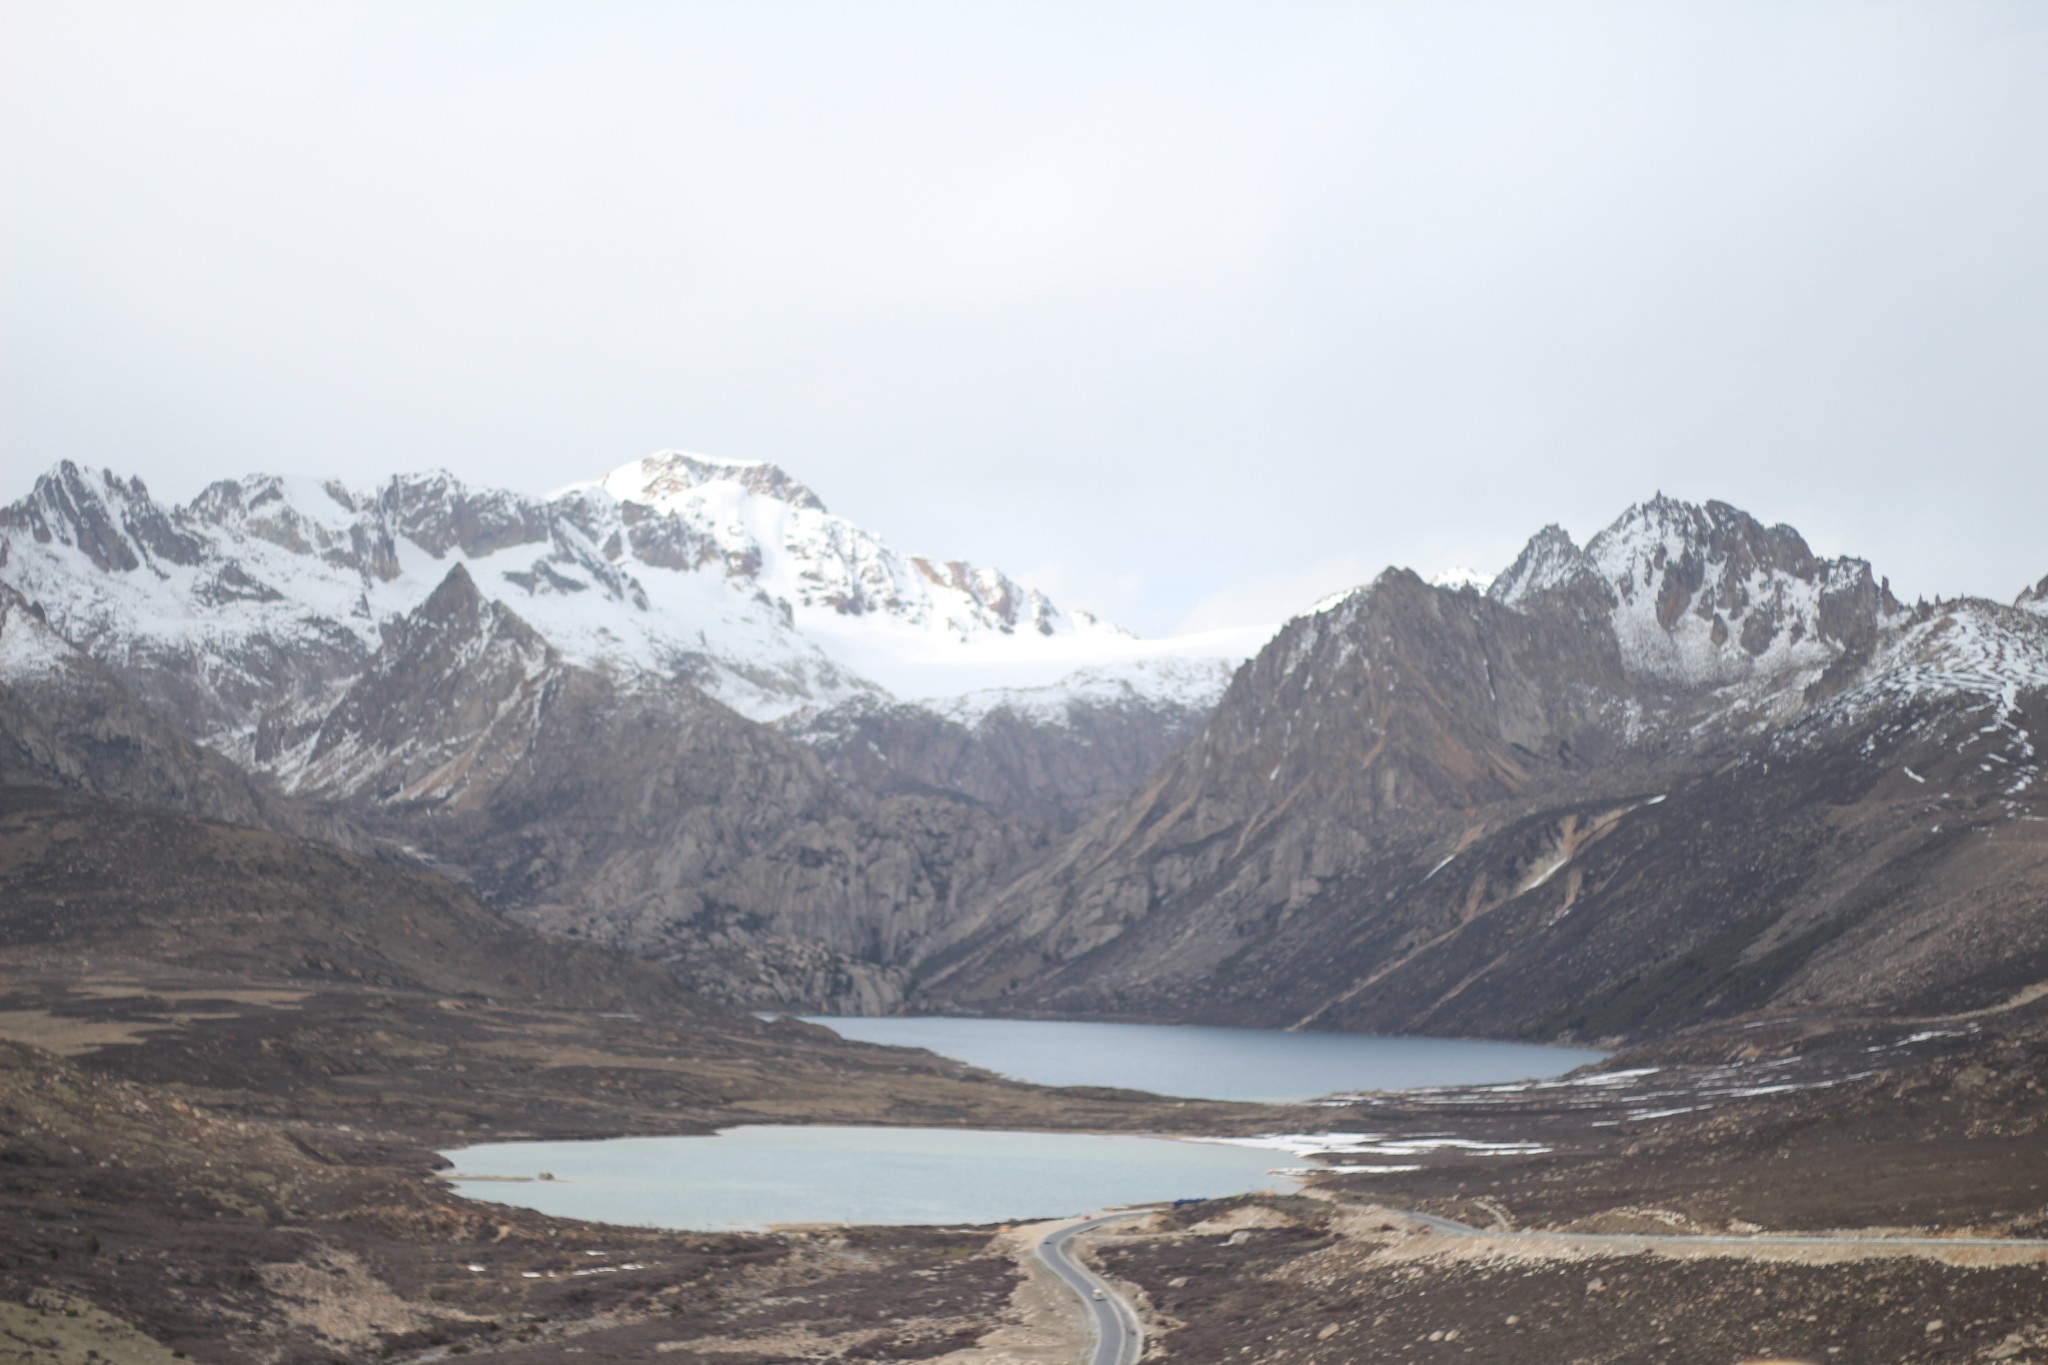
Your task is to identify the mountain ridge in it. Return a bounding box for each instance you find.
[911,507,2047,1038]
[8,459,2046,1036]
[1,455,1252,731]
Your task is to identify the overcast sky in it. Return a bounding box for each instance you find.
[7,1,2045,634]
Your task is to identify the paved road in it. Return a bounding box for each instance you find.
[1400,1207,2048,1252]
[1037,1213,1146,1365]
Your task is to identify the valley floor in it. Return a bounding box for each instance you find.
[2,782,2043,1362]
[0,970,1264,1365]
[1078,1007,2048,1365]
[6,987,2047,1362]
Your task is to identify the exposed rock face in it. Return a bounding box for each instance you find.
[2019,571,2048,615]
[276,564,556,803]
[783,669,1222,826]
[914,568,1657,1015]
[1296,600,2048,1038]
[0,583,352,845]
[1491,496,1899,690]
[0,455,1242,1012]
[0,464,206,574]
[915,503,2044,1041]
[252,565,1047,1011]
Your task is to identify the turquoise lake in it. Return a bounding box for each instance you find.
[441,1019,1602,1229]
[443,1125,1295,1231]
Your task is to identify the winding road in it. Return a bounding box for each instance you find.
[1037,1213,1147,1365]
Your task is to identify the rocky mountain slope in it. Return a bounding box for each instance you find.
[0,783,702,1011]
[0,582,354,846]
[10,462,2045,1037]
[0,454,1252,1009]
[0,454,1248,838]
[917,500,2048,1040]
[782,659,1229,826]
[236,562,1049,1010]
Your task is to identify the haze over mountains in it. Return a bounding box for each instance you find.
[3,455,2044,1035]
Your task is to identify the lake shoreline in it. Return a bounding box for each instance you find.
[432,1019,1602,1233]
[785,1014,1607,1104]
[439,1123,1311,1233]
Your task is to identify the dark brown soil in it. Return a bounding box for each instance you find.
[0,788,1271,1360]
[6,786,2048,1362]
[1076,1004,2048,1364]
[1101,1212,2048,1365]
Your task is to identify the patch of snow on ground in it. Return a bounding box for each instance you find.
[1194,1133,1550,1159]
[1270,1164,1424,1175]
[0,594,82,681]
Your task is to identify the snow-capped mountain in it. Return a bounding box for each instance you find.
[0,454,1260,748]
[14,466,2042,1026]
[921,497,2048,1034]
[0,453,1257,1013]
[1489,495,1899,692]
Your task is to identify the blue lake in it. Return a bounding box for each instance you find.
[794,1015,1604,1103]
[441,1019,1602,1229]
[442,1125,1296,1231]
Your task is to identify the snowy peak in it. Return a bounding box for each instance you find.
[2019,572,2048,616]
[1589,496,1843,614]
[2,461,205,574]
[293,563,559,803]
[190,467,634,602]
[1488,496,1898,692]
[1585,496,1898,688]
[586,451,1117,643]
[1,450,1229,731]
[1488,524,1592,605]
[602,450,827,514]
